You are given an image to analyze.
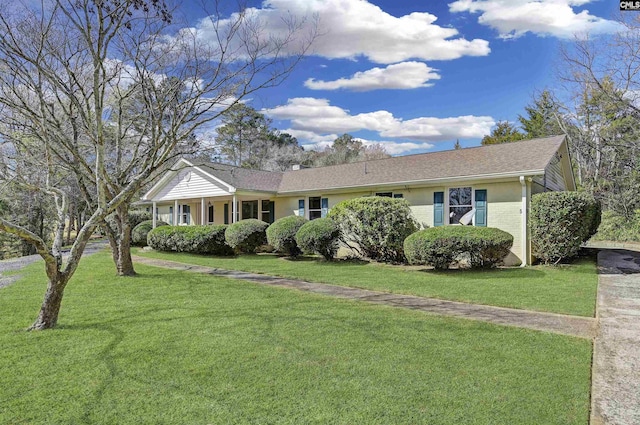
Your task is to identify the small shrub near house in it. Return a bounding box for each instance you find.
[404,226,514,270]
[131,220,168,246]
[104,210,151,236]
[267,216,308,257]
[295,218,341,261]
[224,219,269,254]
[328,196,418,263]
[147,225,234,255]
[530,192,601,264]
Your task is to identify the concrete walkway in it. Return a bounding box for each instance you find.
[591,249,640,425]
[132,255,596,339]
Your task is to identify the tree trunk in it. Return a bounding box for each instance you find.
[105,204,136,276]
[29,268,69,330]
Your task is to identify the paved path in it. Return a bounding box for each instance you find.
[591,248,640,425]
[0,240,109,289]
[132,255,596,339]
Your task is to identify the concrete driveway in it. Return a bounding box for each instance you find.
[591,249,640,425]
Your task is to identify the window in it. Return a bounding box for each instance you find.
[169,206,173,225]
[375,192,403,198]
[242,200,258,220]
[309,197,322,220]
[261,200,274,224]
[155,207,159,221]
[180,205,191,225]
[448,187,472,224]
[208,205,214,223]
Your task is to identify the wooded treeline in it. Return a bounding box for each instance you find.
[481,14,640,223]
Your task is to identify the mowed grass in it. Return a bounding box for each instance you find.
[1,253,592,424]
[134,249,598,317]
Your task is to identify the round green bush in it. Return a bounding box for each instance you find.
[328,196,418,263]
[131,220,168,246]
[266,216,308,257]
[530,191,601,263]
[147,225,234,255]
[295,218,340,260]
[404,226,514,270]
[224,219,269,253]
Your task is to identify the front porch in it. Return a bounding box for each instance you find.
[151,194,276,228]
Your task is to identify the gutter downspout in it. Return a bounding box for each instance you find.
[520,176,527,267]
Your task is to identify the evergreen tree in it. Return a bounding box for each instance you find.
[481,121,524,145]
[518,90,564,138]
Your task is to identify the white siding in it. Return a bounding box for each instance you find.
[153,168,231,201]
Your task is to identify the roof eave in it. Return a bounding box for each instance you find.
[275,170,546,195]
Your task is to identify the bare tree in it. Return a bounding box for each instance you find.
[558,14,640,217]
[0,0,315,329]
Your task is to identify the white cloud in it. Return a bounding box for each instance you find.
[189,0,490,64]
[264,97,495,143]
[449,0,621,39]
[304,62,440,91]
[360,139,436,155]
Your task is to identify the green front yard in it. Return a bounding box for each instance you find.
[134,249,598,317]
[1,253,591,424]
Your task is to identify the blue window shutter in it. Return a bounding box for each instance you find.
[224,204,229,224]
[434,192,444,227]
[321,198,329,218]
[475,190,487,227]
[298,199,305,217]
[269,201,275,223]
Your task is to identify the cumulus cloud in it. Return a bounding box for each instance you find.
[449,0,621,39]
[264,97,495,143]
[187,0,490,64]
[304,62,440,91]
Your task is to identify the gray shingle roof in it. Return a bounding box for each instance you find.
[193,135,566,194]
[195,162,283,192]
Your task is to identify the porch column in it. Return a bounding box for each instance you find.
[152,201,157,228]
[232,194,237,223]
[258,198,262,222]
[201,197,206,225]
[174,200,179,225]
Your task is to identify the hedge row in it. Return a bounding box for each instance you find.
[147,225,234,255]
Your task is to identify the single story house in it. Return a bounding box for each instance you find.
[142,135,575,266]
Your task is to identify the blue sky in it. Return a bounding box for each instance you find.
[184,0,621,155]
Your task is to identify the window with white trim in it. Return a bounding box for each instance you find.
[309,197,322,220]
[242,200,258,219]
[180,205,191,225]
[375,192,403,198]
[448,187,472,224]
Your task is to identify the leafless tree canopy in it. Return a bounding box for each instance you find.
[0,0,316,330]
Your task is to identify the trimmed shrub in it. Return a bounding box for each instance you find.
[128,210,153,229]
[267,216,308,257]
[131,220,168,246]
[224,219,269,253]
[404,226,514,270]
[328,196,418,263]
[147,225,234,255]
[530,191,601,263]
[295,218,341,260]
[105,210,151,233]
